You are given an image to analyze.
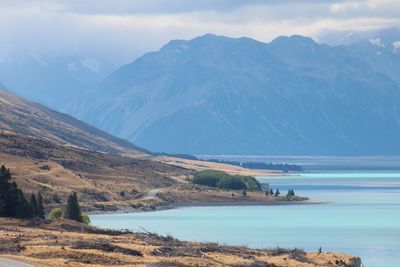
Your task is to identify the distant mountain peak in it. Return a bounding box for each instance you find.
[270,35,318,47]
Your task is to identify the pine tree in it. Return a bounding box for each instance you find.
[265,189,269,196]
[37,192,45,219]
[30,194,38,217]
[269,189,274,195]
[15,188,32,218]
[275,189,280,197]
[7,182,21,217]
[0,165,11,216]
[0,165,33,219]
[64,192,82,222]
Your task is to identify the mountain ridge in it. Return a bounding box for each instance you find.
[63,33,400,155]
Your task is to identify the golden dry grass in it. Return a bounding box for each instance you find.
[156,156,278,177]
[0,218,361,267]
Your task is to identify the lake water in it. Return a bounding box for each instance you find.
[90,171,400,267]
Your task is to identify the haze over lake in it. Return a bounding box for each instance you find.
[91,171,400,267]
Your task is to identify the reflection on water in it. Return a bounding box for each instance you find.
[91,171,400,267]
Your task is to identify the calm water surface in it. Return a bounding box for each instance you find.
[91,171,400,267]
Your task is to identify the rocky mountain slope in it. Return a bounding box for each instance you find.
[0,88,146,156]
[67,33,400,155]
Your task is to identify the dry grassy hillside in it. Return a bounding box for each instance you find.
[0,131,191,211]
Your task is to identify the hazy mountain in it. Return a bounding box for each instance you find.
[318,27,400,47]
[0,87,147,156]
[0,52,115,109]
[66,34,400,155]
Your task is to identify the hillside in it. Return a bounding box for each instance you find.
[0,130,193,211]
[0,218,362,267]
[66,33,400,155]
[0,88,147,156]
[0,89,283,211]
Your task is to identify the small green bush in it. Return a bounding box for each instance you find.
[49,207,63,221]
[81,213,91,225]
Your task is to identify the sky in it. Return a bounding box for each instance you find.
[1,0,400,64]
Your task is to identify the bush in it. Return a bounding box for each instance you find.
[193,170,261,191]
[235,175,261,190]
[81,213,91,225]
[192,170,227,187]
[49,207,63,220]
[217,176,247,190]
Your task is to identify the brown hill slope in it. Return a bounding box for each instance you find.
[0,130,191,211]
[0,88,147,156]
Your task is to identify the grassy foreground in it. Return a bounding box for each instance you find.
[0,218,361,267]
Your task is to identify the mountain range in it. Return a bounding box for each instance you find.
[64,30,400,155]
[2,29,400,156]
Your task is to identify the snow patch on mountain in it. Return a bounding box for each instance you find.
[393,41,400,52]
[369,37,385,47]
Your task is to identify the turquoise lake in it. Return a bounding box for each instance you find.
[90,171,400,267]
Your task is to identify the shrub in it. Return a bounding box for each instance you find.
[81,213,91,225]
[193,170,261,191]
[49,207,63,220]
[217,176,247,190]
[192,170,227,187]
[235,175,261,190]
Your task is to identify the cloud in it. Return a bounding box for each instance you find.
[0,0,399,64]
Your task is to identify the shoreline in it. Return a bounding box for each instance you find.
[88,198,327,215]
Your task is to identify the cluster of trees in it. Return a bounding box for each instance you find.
[266,188,280,197]
[265,188,296,198]
[0,165,44,219]
[0,165,88,224]
[192,170,261,190]
[206,159,302,172]
[286,189,295,197]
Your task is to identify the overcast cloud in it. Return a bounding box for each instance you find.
[1,0,399,64]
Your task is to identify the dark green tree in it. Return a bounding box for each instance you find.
[0,165,11,216]
[242,190,247,196]
[30,194,38,217]
[0,165,33,219]
[37,192,45,219]
[275,189,280,197]
[15,188,32,218]
[64,192,82,222]
[269,189,274,195]
[265,189,269,196]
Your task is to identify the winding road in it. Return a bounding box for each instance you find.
[0,258,34,267]
[142,188,161,200]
